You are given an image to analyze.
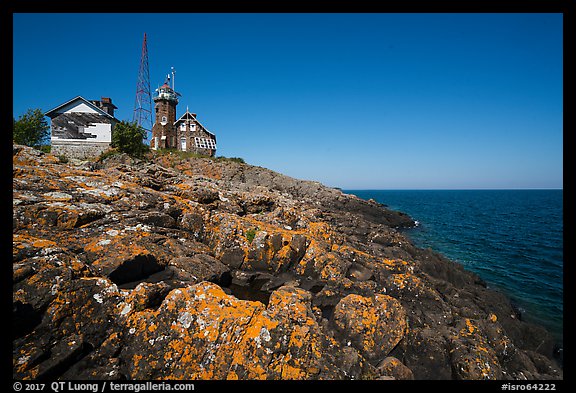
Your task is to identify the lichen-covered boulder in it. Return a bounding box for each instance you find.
[118,282,361,380]
[449,318,503,380]
[376,356,414,380]
[333,293,407,361]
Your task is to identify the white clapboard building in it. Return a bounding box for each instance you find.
[45,96,119,159]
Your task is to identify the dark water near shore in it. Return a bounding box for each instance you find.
[345,189,563,345]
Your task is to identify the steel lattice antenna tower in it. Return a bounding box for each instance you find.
[133,33,153,140]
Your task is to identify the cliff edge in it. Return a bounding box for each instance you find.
[12,145,562,380]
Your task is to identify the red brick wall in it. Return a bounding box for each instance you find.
[151,100,177,149]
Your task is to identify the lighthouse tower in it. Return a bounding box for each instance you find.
[151,69,180,150]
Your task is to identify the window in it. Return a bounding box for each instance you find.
[161,116,167,124]
[180,123,186,130]
[194,137,216,150]
[191,124,196,131]
[195,137,206,149]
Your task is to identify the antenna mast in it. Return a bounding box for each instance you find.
[133,33,153,140]
[171,67,176,91]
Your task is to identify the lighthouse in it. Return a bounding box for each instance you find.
[151,69,180,150]
[149,67,217,156]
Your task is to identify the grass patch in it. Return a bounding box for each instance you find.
[245,228,258,244]
[97,148,121,162]
[37,145,51,154]
[141,148,249,169]
[215,156,245,164]
[156,148,211,160]
[155,149,246,164]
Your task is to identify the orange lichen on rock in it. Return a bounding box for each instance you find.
[450,318,503,380]
[463,318,478,336]
[389,273,421,291]
[13,233,58,250]
[377,356,414,380]
[306,221,341,246]
[333,293,407,361]
[315,253,348,281]
[379,258,412,273]
[122,282,273,379]
[120,282,338,380]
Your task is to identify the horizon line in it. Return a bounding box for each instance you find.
[338,188,564,191]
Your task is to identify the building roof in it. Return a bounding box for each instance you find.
[44,96,119,122]
[154,84,181,103]
[174,109,216,139]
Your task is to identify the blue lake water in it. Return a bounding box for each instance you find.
[345,189,563,345]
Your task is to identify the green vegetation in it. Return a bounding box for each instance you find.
[38,145,51,154]
[13,108,50,148]
[157,148,211,160]
[245,228,258,244]
[215,156,245,164]
[57,155,69,164]
[97,148,121,162]
[111,121,149,158]
[154,149,246,164]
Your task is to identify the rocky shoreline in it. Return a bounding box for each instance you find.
[13,144,562,380]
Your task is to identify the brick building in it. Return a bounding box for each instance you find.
[150,73,216,156]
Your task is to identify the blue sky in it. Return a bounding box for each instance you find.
[13,13,563,189]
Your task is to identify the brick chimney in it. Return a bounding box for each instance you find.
[99,97,117,117]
